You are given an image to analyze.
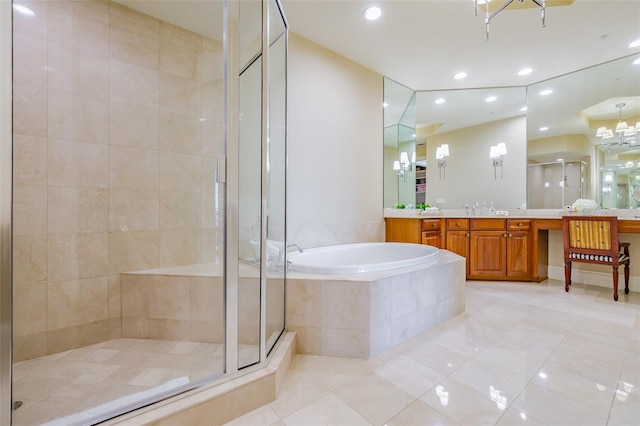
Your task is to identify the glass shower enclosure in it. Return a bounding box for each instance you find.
[527,161,588,208]
[0,0,287,424]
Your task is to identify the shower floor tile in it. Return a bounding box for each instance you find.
[11,338,225,426]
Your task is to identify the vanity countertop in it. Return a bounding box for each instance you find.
[383,208,640,220]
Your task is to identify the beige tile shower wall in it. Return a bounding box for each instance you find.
[121,274,224,343]
[12,0,224,361]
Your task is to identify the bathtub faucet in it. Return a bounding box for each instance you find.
[287,244,304,253]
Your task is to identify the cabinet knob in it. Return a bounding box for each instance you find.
[518,222,522,227]
[509,233,513,237]
[503,233,508,237]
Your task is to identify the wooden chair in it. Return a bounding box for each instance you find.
[562,215,630,301]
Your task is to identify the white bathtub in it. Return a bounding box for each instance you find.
[287,242,440,274]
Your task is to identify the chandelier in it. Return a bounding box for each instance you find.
[474,0,546,40]
[596,102,639,149]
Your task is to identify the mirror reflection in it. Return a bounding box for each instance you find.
[383,54,640,210]
[527,55,639,209]
[383,79,417,208]
[416,87,527,210]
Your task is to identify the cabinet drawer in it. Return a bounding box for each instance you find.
[470,218,506,231]
[422,219,442,231]
[446,218,469,230]
[507,219,531,231]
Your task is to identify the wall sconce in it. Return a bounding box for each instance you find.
[393,151,415,184]
[489,142,507,179]
[435,144,449,180]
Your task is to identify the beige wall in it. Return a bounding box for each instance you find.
[426,116,527,210]
[287,34,384,248]
[12,0,224,361]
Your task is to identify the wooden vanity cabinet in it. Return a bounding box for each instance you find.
[468,218,531,280]
[385,218,421,244]
[421,218,445,248]
[505,219,531,279]
[445,218,469,259]
[385,216,532,281]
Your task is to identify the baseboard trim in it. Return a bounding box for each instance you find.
[548,266,640,293]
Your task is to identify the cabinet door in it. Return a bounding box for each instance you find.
[469,231,506,278]
[446,230,469,258]
[385,218,421,244]
[506,231,531,279]
[422,231,444,248]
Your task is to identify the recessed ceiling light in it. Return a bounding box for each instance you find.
[540,126,549,131]
[454,72,467,80]
[634,58,640,65]
[485,96,497,102]
[540,89,553,96]
[435,98,446,104]
[383,102,388,108]
[364,6,381,21]
[557,158,564,162]
[520,106,528,112]
[629,39,640,48]
[12,4,35,16]
[518,68,533,76]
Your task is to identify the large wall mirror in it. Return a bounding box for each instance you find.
[416,87,527,210]
[383,78,417,208]
[527,55,639,209]
[383,54,640,210]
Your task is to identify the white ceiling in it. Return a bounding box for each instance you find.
[281,0,640,90]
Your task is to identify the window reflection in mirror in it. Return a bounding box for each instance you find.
[384,78,416,208]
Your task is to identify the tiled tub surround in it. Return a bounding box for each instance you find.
[121,262,285,365]
[12,0,224,361]
[287,250,466,358]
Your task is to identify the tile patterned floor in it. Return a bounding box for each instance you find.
[227,280,640,426]
[12,339,230,426]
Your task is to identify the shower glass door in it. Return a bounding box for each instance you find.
[265,0,287,356]
[236,0,287,368]
[10,0,226,424]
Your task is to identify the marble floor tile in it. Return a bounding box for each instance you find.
[12,279,640,426]
[404,340,472,377]
[226,404,281,426]
[494,407,547,425]
[281,393,370,426]
[333,371,415,425]
[268,370,331,418]
[532,362,616,414]
[372,354,444,398]
[385,399,461,426]
[419,377,508,425]
[511,383,609,425]
[449,358,528,404]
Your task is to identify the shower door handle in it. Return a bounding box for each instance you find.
[215,155,226,184]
